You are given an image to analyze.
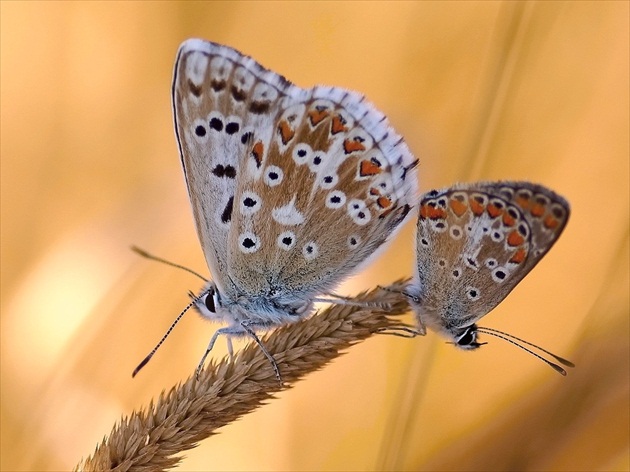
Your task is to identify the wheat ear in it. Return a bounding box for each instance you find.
[75,281,413,472]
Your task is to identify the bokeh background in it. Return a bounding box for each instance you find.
[2,2,628,471]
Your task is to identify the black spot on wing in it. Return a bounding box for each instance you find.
[249,101,271,114]
[221,196,234,223]
[210,117,223,131]
[225,122,240,135]
[211,79,226,92]
[212,165,236,179]
[231,86,247,102]
[188,79,202,97]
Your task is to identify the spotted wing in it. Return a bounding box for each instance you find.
[412,181,569,332]
[172,39,418,300]
[173,40,258,295]
[228,88,418,299]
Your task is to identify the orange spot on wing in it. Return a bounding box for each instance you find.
[278,120,294,145]
[544,215,559,229]
[449,198,468,217]
[308,109,329,126]
[369,188,380,196]
[377,196,392,209]
[331,115,348,135]
[507,230,525,247]
[359,160,382,176]
[420,204,429,219]
[531,203,545,217]
[343,139,366,154]
[509,247,527,264]
[516,195,531,210]
[469,198,484,216]
[421,203,447,220]
[486,203,503,218]
[251,141,264,167]
[502,212,516,227]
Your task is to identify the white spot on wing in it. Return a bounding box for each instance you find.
[308,151,326,172]
[465,286,480,301]
[319,173,338,189]
[208,55,232,88]
[192,119,208,143]
[302,242,319,260]
[277,231,296,250]
[186,52,209,86]
[491,267,509,283]
[449,225,463,240]
[233,66,255,94]
[272,196,304,226]
[293,144,311,165]
[347,199,371,225]
[326,190,346,209]
[251,82,279,103]
[347,235,361,249]
[240,191,262,215]
[430,220,448,233]
[264,165,284,186]
[485,258,498,268]
[238,232,261,254]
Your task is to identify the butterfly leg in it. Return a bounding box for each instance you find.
[240,320,282,384]
[376,284,412,299]
[226,336,235,359]
[195,325,248,379]
[414,315,427,336]
[376,326,421,338]
[196,328,223,379]
[377,286,428,335]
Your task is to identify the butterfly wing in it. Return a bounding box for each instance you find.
[411,181,569,335]
[173,40,258,295]
[173,39,418,302]
[228,89,417,299]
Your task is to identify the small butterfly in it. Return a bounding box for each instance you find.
[134,39,418,380]
[404,181,574,373]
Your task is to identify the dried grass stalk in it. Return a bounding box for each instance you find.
[75,282,413,472]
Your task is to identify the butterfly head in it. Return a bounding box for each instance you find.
[451,324,487,350]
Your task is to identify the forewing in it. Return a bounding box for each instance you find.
[172,40,290,294]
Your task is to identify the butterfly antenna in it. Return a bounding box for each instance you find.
[476,327,574,376]
[131,245,208,282]
[132,294,203,377]
[478,326,575,367]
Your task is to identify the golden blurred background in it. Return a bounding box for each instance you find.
[1,2,628,471]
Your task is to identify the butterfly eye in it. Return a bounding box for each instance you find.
[458,332,473,346]
[205,289,216,313]
[455,326,481,349]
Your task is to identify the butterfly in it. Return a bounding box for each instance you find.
[133,39,419,380]
[404,181,574,373]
